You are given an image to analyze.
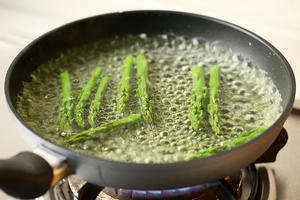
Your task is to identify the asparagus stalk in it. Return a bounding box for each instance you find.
[59,71,73,130]
[189,66,208,132]
[88,76,110,127]
[136,53,153,123]
[208,65,221,134]
[117,55,134,113]
[189,127,268,159]
[75,67,103,128]
[66,114,142,143]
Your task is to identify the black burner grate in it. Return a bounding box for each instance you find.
[47,164,279,200]
[65,167,248,200]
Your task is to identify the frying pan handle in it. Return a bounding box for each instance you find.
[255,128,288,163]
[0,151,70,199]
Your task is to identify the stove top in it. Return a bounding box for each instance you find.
[40,165,275,200]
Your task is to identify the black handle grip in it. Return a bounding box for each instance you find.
[255,128,288,163]
[0,151,53,199]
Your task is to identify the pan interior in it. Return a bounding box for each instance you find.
[16,34,282,163]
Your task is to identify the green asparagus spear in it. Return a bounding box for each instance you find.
[75,67,103,128]
[208,65,221,134]
[59,71,73,130]
[88,76,110,127]
[117,56,134,113]
[189,127,268,159]
[136,53,153,123]
[66,114,142,143]
[189,66,208,132]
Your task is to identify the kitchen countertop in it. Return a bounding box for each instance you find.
[0,1,299,199]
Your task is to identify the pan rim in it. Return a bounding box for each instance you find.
[4,10,296,167]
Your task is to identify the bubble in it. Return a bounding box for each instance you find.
[139,33,147,39]
[177,146,187,152]
[160,131,168,137]
[137,130,147,135]
[60,132,67,137]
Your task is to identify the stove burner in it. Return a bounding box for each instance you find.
[44,165,276,200]
[50,166,250,200]
[92,182,221,200]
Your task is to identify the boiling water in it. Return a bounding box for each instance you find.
[17,34,282,163]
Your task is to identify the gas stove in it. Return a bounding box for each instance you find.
[38,129,287,200]
[40,165,274,200]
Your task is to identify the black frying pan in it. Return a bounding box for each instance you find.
[1,10,295,199]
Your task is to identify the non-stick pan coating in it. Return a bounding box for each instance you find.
[5,10,295,189]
